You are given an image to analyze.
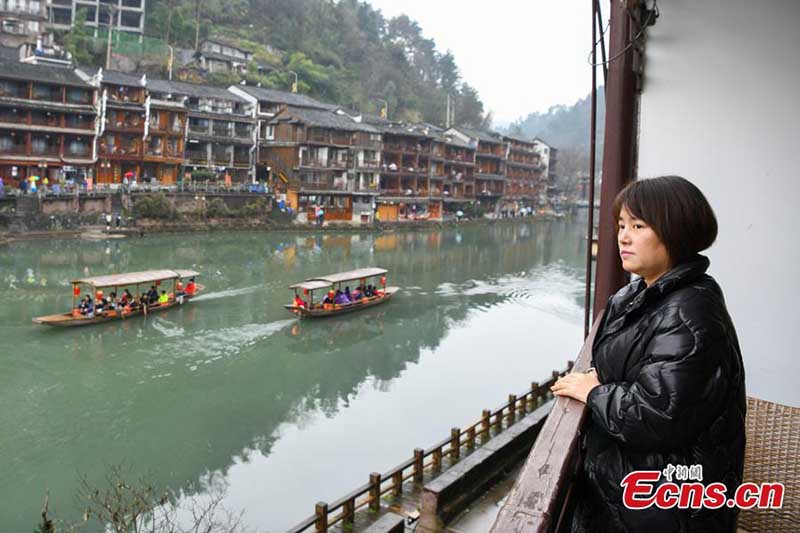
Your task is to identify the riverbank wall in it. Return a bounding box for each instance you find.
[0,192,566,243]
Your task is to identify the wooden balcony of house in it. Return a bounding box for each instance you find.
[30,145,61,158]
[212,150,232,165]
[233,124,252,139]
[356,159,381,170]
[212,123,233,138]
[299,180,341,192]
[106,88,144,105]
[0,144,28,157]
[383,142,420,154]
[476,148,504,159]
[107,120,143,133]
[232,156,251,167]
[186,150,209,165]
[63,147,92,159]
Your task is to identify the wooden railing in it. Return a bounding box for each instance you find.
[491,312,603,532]
[287,366,573,532]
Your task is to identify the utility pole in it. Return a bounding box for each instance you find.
[194,0,202,51]
[105,4,118,70]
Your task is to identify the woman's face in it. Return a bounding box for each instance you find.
[617,206,672,286]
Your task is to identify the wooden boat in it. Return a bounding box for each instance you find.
[284,267,399,318]
[33,269,203,327]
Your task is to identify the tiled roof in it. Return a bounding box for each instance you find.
[0,59,91,88]
[0,46,18,61]
[502,133,536,145]
[238,85,337,110]
[99,69,146,87]
[147,78,246,102]
[276,106,378,133]
[454,126,505,145]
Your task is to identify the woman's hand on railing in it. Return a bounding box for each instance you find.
[551,369,600,404]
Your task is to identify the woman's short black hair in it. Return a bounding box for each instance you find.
[613,176,718,265]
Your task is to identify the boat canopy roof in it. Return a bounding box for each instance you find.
[72,269,200,288]
[289,267,387,291]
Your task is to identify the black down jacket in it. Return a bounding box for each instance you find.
[571,255,746,533]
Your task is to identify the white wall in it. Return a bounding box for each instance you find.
[636,0,800,406]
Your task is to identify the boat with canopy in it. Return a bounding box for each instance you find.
[33,269,203,327]
[285,267,399,318]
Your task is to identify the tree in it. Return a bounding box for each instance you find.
[64,8,94,65]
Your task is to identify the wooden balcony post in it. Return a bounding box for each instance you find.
[450,428,461,461]
[314,502,328,532]
[466,426,476,449]
[508,394,517,423]
[369,472,381,511]
[413,448,424,483]
[481,409,491,439]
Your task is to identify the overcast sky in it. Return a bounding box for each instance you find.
[366,0,602,127]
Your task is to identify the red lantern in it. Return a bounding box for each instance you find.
[303,288,309,296]
[155,280,161,286]
[380,276,386,286]
[73,285,80,296]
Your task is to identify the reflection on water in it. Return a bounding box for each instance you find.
[0,219,588,531]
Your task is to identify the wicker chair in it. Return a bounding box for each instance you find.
[738,396,800,532]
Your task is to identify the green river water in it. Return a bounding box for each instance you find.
[0,219,588,531]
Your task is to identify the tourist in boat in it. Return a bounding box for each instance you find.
[185,278,197,296]
[147,285,159,304]
[333,289,349,305]
[120,289,133,305]
[321,290,334,306]
[344,286,353,302]
[108,292,118,311]
[551,176,745,532]
[293,294,307,308]
[158,291,169,306]
[351,286,363,300]
[78,295,93,316]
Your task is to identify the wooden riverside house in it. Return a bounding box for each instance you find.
[260,106,382,223]
[363,115,443,222]
[87,69,187,184]
[502,134,543,203]
[91,69,146,184]
[227,84,339,185]
[448,126,506,211]
[0,60,97,186]
[147,78,255,182]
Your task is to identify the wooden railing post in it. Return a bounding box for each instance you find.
[531,383,541,408]
[342,497,355,526]
[369,473,381,511]
[567,360,575,372]
[432,447,442,471]
[519,393,528,414]
[481,409,491,439]
[413,448,424,483]
[466,426,476,448]
[392,470,403,496]
[315,501,328,532]
[508,394,517,422]
[450,428,461,460]
[493,410,503,432]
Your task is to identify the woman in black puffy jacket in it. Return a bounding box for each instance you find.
[552,176,746,532]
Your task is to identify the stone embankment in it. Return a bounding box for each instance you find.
[0,191,563,243]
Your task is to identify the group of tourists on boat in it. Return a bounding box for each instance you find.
[74,278,197,318]
[293,283,384,310]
